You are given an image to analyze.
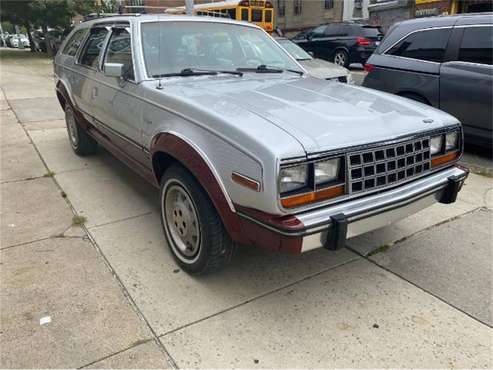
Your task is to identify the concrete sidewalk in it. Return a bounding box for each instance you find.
[1,49,492,368]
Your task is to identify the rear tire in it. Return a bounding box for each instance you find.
[64,105,98,156]
[160,164,234,275]
[333,50,349,68]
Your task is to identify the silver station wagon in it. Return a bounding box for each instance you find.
[54,15,468,274]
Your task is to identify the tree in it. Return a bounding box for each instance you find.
[0,0,97,55]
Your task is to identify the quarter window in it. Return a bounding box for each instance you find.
[458,26,493,65]
[62,29,87,57]
[79,27,109,68]
[387,28,451,63]
[104,28,134,80]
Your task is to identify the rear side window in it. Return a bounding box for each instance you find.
[362,26,383,38]
[386,28,451,63]
[62,29,87,56]
[458,26,493,65]
[79,27,109,68]
[104,28,134,80]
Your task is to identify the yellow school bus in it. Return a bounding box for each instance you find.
[166,0,275,33]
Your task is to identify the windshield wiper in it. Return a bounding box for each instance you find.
[153,68,243,78]
[237,64,304,76]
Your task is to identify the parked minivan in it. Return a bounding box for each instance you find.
[292,22,384,67]
[363,14,492,148]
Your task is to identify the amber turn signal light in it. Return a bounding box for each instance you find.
[431,150,460,168]
[232,172,261,192]
[281,184,345,208]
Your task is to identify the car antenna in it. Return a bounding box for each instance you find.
[156,78,164,90]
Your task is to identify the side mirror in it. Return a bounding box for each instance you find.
[308,51,314,57]
[104,62,124,78]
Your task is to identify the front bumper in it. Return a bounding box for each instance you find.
[237,166,468,253]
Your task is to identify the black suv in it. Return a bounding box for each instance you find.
[363,14,492,148]
[292,22,383,67]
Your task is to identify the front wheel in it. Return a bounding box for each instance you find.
[160,164,234,274]
[333,50,349,68]
[64,105,98,156]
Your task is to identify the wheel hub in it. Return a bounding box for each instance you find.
[165,184,200,259]
[66,110,79,147]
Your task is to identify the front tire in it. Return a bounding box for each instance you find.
[64,105,98,156]
[160,164,234,274]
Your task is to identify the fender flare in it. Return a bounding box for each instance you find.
[150,132,244,243]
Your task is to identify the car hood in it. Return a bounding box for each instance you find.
[159,75,459,155]
[298,58,349,80]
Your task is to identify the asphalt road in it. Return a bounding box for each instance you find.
[1,48,492,368]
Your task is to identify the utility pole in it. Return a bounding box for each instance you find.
[185,0,194,15]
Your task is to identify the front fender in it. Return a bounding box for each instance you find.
[150,132,245,243]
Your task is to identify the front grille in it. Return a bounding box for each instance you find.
[347,137,431,193]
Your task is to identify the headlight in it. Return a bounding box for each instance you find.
[445,131,459,151]
[315,158,340,185]
[279,164,308,193]
[430,135,443,155]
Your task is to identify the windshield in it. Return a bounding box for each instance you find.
[277,39,312,61]
[141,21,302,77]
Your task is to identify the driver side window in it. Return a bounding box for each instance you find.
[104,28,134,80]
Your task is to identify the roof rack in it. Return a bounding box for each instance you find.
[83,12,141,22]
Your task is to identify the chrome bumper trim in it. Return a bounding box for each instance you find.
[297,166,467,230]
[237,166,468,249]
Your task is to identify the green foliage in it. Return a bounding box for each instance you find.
[1,0,97,30]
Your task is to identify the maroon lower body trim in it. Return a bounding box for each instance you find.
[235,205,304,254]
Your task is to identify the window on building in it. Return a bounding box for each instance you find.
[79,27,109,68]
[325,0,334,9]
[458,26,493,65]
[62,29,87,57]
[278,0,285,17]
[104,28,134,80]
[294,0,302,15]
[386,28,451,63]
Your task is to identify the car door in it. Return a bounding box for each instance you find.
[75,26,109,120]
[369,27,451,107]
[92,25,146,164]
[304,25,328,57]
[439,25,492,141]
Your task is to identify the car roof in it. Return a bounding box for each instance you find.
[393,12,492,29]
[79,14,261,30]
[377,12,492,53]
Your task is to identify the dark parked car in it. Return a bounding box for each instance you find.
[292,22,383,67]
[363,13,492,148]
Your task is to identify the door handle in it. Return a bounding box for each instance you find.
[91,87,98,99]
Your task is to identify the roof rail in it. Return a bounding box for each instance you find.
[82,13,141,22]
